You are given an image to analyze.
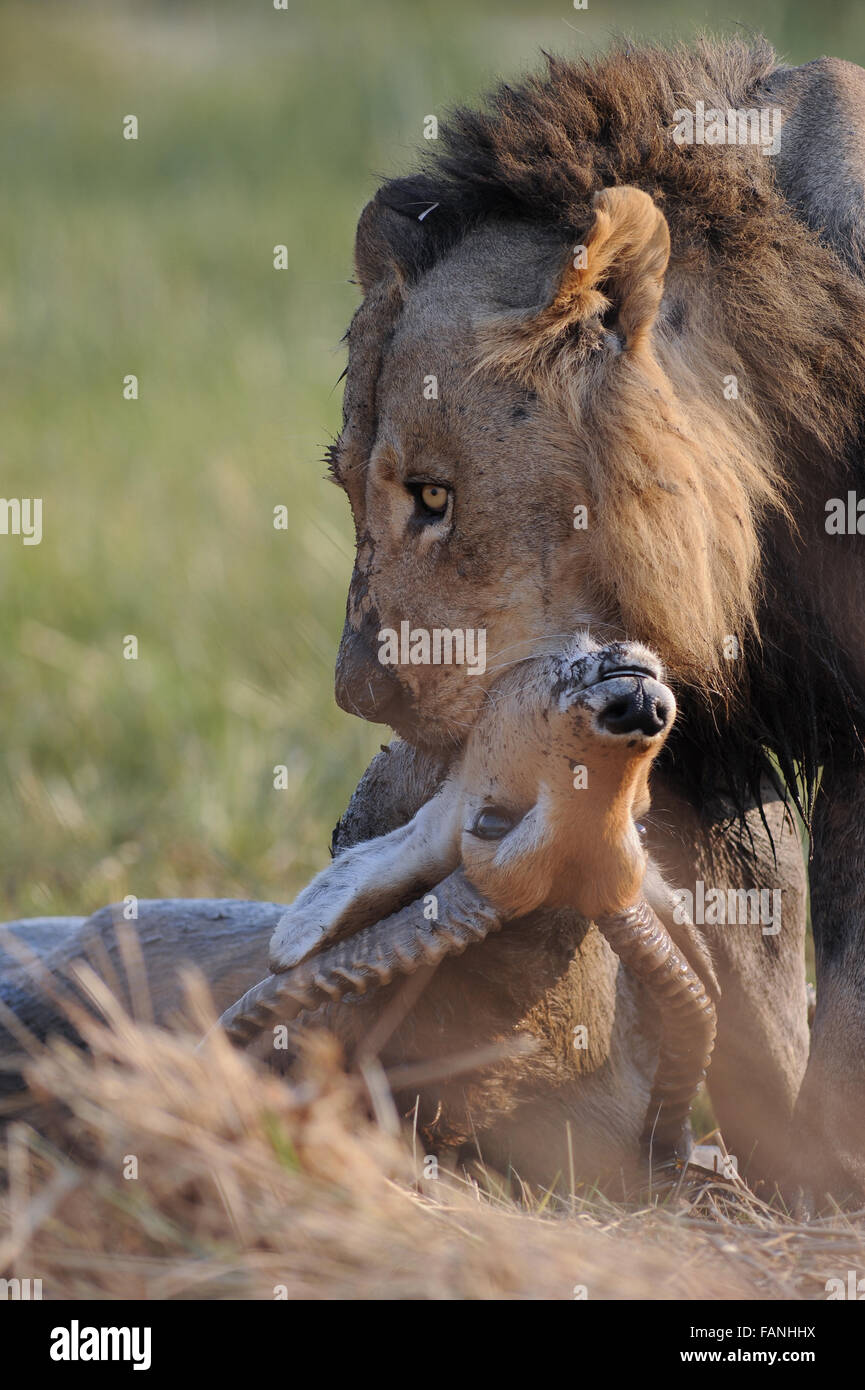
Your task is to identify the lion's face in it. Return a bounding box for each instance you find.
[333,220,619,749]
[333,189,777,751]
[334,250,610,747]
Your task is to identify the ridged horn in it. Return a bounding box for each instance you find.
[217,870,501,1048]
[595,899,717,1158]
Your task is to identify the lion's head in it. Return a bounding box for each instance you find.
[330,40,865,789]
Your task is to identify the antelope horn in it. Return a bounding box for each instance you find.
[216,870,502,1048]
[595,899,716,1159]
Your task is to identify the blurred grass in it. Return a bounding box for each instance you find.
[0,0,860,918]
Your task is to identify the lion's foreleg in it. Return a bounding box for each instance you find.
[645,775,810,1192]
[792,759,865,1208]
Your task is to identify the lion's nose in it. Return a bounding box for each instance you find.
[596,677,672,738]
[335,621,409,726]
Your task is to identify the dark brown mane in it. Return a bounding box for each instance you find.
[354,36,865,825]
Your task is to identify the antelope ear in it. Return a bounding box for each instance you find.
[548,186,670,350]
[268,781,463,972]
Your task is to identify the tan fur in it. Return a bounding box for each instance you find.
[477,187,670,358]
[336,38,865,790]
[272,639,692,1185]
[332,38,865,1199]
[455,643,670,921]
[334,194,786,746]
[271,638,676,975]
[469,186,785,692]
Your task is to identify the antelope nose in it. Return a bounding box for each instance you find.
[597,677,672,738]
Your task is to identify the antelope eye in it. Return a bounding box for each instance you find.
[470,807,515,840]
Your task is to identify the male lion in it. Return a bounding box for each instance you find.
[320,38,865,1207]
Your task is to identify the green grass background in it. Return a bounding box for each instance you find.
[0,0,860,919]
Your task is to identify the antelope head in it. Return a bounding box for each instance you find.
[219,636,715,1158]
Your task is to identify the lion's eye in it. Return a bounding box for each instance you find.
[421,484,448,511]
[407,481,450,521]
[469,807,515,840]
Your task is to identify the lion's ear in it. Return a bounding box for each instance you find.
[355,199,405,291]
[549,187,670,349]
[355,179,463,292]
[354,186,437,293]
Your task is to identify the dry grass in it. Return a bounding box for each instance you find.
[1,975,863,1301]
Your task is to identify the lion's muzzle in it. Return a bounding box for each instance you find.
[334,619,408,727]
